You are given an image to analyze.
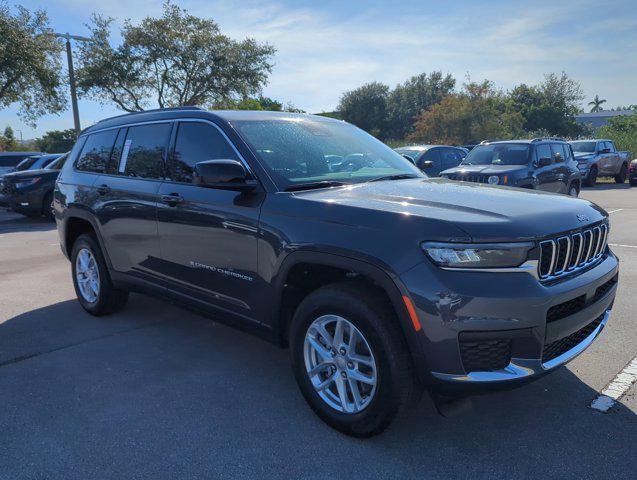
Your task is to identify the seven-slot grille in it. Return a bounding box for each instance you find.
[538,223,608,280]
[444,174,488,183]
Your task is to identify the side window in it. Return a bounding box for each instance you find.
[107,128,128,174]
[421,148,441,168]
[605,141,614,152]
[550,144,565,163]
[170,122,239,183]
[535,144,552,163]
[598,142,606,153]
[441,148,462,169]
[562,144,573,162]
[75,130,118,173]
[120,123,172,179]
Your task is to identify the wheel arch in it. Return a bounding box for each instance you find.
[273,250,430,381]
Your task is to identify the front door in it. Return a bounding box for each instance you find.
[534,144,560,192]
[155,120,264,319]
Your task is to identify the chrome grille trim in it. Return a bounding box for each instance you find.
[538,223,609,281]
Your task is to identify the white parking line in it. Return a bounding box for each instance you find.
[609,243,637,249]
[607,209,623,214]
[590,357,637,412]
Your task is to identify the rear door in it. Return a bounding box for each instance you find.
[597,141,612,175]
[534,143,560,192]
[155,120,264,317]
[93,122,173,277]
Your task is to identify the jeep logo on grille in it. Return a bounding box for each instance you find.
[577,214,589,222]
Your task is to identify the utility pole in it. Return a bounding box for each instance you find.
[55,33,91,135]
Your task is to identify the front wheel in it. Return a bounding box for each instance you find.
[584,167,598,187]
[568,183,579,197]
[289,281,421,437]
[615,164,627,183]
[71,234,129,316]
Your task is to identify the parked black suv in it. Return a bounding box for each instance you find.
[55,109,618,437]
[440,138,581,196]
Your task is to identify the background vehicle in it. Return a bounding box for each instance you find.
[0,153,68,219]
[0,152,44,175]
[569,139,631,186]
[440,138,581,196]
[393,145,466,176]
[55,109,617,437]
[629,159,637,186]
[6,153,63,175]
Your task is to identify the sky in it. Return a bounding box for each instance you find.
[3,0,637,139]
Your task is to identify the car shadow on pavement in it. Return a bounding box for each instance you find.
[582,183,633,191]
[0,212,56,234]
[1,296,635,479]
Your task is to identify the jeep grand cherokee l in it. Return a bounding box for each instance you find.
[54,108,619,437]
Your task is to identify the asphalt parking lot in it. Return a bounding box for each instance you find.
[1,185,636,479]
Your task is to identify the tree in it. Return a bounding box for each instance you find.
[35,129,78,152]
[508,72,585,137]
[588,95,607,112]
[337,82,390,138]
[216,95,304,112]
[597,114,637,158]
[0,126,18,151]
[0,5,66,125]
[76,2,276,111]
[385,71,455,139]
[408,80,524,145]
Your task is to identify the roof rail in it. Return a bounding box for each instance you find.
[531,137,565,142]
[95,106,205,124]
[479,139,502,144]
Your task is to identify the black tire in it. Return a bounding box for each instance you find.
[71,233,129,316]
[42,191,54,220]
[584,166,597,187]
[567,182,579,197]
[289,281,421,437]
[615,164,627,184]
[630,178,637,187]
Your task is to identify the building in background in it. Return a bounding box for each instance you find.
[575,109,635,130]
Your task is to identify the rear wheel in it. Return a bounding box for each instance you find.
[71,234,129,316]
[630,177,637,187]
[42,191,54,220]
[615,164,627,183]
[289,281,421,437]
[584,166,598,187]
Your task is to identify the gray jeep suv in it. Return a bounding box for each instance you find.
[54,109,618,437]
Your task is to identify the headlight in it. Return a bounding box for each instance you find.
[14,178,40,189]
[422,242,533,269]
[487,175,499,185]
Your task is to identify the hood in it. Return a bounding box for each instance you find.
[440,164,527,176]
[292,178,606,242]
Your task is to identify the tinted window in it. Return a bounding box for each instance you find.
[563,144,574,162]
[47,154,68,170]
[551,144,565,162]
[535,144,552,163]
[441,148,462,169]
[76,130,118,173]
[0,154,30,167]
[120,123,172,179]
[171,122,238,183]
[108,128,127,174]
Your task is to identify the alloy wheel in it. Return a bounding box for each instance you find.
[75,248,100,303]
[304,314,377,413]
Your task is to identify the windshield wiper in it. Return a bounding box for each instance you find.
[368,173,420,183]
[284,180,347,192]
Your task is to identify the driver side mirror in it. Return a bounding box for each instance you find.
[536,157,552,168]
[599,148,610,154]
[421,160,434,169]
[193,159,257,191]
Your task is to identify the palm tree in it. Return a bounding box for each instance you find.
[588,95,607,113]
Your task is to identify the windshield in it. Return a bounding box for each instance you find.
[570,141,596,153]
[233,117,424,189]
[46,154,67,170]
[394,148,425,161]
[15,156,40,171]
[462,144,530,166]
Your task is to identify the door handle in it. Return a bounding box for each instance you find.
[96,184,110,195]
[161,193,184,205]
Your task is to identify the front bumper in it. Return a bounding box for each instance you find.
[400,249,619,392]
